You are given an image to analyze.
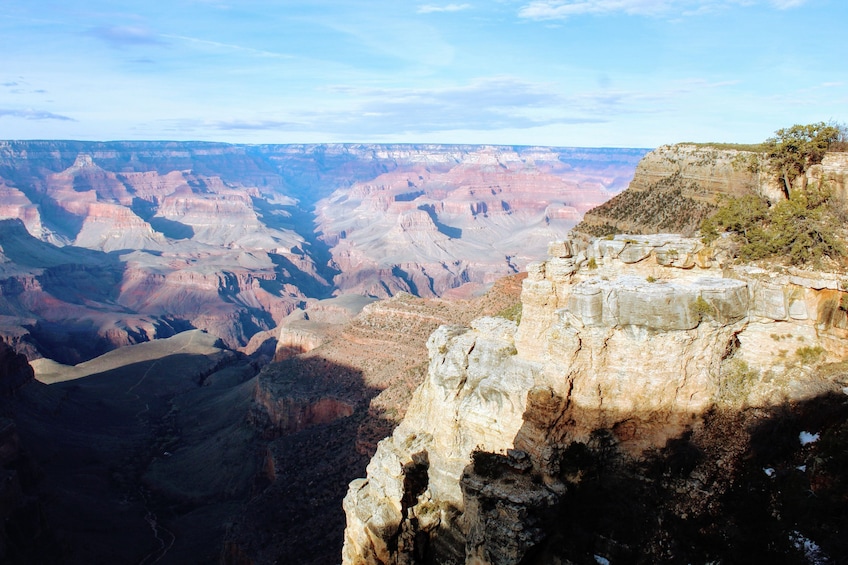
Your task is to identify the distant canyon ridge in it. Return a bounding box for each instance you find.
[0,141,646,364]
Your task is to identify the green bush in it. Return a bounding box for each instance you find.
[700,184,845,266]
[764,122,843,199]
[700,122,847,267]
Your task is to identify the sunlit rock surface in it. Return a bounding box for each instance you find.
[342,234,848,564]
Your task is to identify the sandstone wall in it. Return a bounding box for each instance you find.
[625,144,761,199]
[342,234,848,564]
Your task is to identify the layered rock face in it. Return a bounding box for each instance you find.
[316,146,644,297]
[0,141,644,363]
[342,235,848,564]
[576,144,754,236]
[578,144,848,237]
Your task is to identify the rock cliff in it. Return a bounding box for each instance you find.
[342,234,848,564]
[224,275,527,564]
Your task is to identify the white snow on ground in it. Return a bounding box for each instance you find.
[799,431,820,446]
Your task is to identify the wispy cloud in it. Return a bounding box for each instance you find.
[518,0,809,20]
[210,119,304,131]
[768,0,809,7]
[162,34,293,59]
[88,25,165,48]
[0,109,75,121]
[417,3,473,14]
[162,78,602,138]
[519,0,675,19]
[312,78,604,134]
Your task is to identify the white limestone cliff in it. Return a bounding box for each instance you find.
[341,234,848,564]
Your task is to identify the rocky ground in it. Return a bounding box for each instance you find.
[0,272,524,564]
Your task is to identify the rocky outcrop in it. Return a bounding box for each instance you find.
[250,380,355,438]
[625,144,761,198]
[577,145,848,237]
[576,144,759,236]
[225,276,527,564]
[0,341,34,395]
[341,234,848,564]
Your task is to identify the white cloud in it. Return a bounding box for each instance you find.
[0,108,75,121]
[768,0,808,7]
[519,0,675,19]
[518,0,809,20]
[417,3,473,14]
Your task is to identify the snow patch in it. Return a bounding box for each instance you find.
[799,431,820,446]
[789,531,828,564]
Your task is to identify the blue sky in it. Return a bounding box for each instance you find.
[1,0,845,147]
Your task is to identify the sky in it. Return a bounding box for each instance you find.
[1,0,846,147]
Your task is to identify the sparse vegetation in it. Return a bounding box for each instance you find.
[685,141,768,152]
[692,295,714,321]
[697,122,848,267]
[575,173,718,237]
[796,345,825,365]
[719,359,759,404]
[587,257,598,270]
[700,183,845,266]
[496,302,522,323]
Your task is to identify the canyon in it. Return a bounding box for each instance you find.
[0,141,640,563]
[0,141,643,364]
[2,139,847,564]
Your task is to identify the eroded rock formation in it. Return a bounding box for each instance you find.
[0,141,644,363]
[342,235,848,564]
[577,144,848,237]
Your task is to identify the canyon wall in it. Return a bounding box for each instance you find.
[342,234,848,564]
[576,144,848,237]
[0,142,645,363]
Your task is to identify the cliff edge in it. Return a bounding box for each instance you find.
[342,234,848,564]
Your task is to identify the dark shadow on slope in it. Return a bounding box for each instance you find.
[0,342,263,565]
[417,205,463,239]
[253,197,339,297]
[222,353,392,565]
[267,252,332,300]
[393,389,848,565]
[150,217,195,240]
[0,219,115,270]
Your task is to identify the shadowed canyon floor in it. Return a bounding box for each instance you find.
[0,275,525,564]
